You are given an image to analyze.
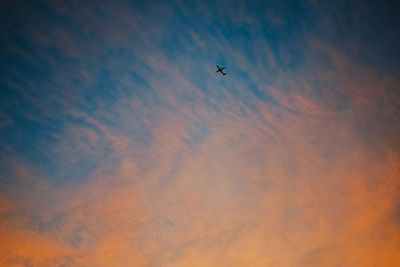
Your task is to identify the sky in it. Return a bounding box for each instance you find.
[0,0,400,266]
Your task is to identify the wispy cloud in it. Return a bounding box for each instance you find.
[0,0,399,266]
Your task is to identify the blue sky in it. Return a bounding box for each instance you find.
[0,0,400,265]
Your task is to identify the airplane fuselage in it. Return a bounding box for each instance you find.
[216,65,227,75]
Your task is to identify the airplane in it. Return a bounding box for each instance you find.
[216,65,227,76]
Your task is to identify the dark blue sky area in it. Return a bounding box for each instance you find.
[0,0,399,183]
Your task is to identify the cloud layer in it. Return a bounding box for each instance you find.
[1,0,399,266]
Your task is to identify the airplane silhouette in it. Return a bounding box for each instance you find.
[216,65,227,76]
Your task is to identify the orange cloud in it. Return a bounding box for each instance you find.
[1,21,399,267]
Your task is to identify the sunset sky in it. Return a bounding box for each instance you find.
[1,0,400,266]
